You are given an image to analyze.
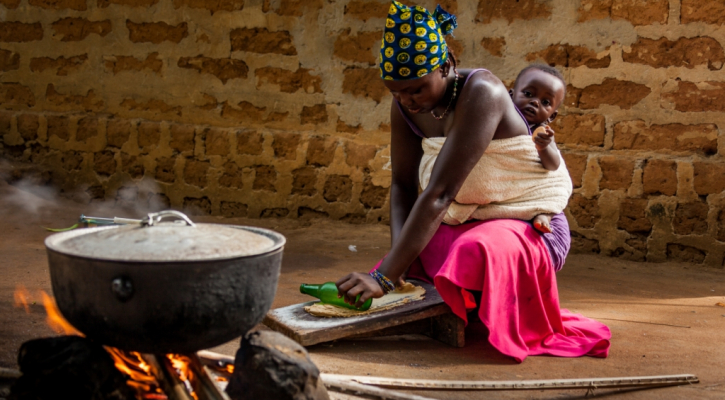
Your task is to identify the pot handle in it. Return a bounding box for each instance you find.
[142,210,196,227]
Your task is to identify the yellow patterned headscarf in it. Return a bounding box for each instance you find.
[379,1,457,80]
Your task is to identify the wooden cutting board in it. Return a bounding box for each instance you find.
[262,280,464,347]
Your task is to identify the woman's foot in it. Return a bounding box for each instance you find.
[533,214,552,233]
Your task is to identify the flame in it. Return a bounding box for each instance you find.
[13,285,31,313]
[40,291,82,336]
[168,354,198,400]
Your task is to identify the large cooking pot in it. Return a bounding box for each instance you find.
[45,210,285,354]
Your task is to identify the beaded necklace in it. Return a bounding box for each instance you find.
[430,71,460,120]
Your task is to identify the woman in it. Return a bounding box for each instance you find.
[336,1,610,362]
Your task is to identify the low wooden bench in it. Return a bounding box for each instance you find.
[263,280,465,347]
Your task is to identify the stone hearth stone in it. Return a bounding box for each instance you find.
[226,330,329,400]
[9,336,134,400]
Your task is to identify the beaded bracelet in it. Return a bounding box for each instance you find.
[369,269,396,294]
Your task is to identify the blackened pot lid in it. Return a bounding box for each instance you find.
[45,210,285,262]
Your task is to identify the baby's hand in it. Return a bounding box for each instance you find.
[533,125,555,151]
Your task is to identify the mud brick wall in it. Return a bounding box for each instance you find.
[2,0,725,266]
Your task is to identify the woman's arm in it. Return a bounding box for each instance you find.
[337,72,515,306]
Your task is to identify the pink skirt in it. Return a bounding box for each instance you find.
[402,219,611,362]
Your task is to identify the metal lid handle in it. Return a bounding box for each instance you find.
[142,210,196,227]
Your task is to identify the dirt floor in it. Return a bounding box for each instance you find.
[1,176,724,399]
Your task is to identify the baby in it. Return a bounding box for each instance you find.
[509,64,566,233]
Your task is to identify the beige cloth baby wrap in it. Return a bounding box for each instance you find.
[419,135,573,225]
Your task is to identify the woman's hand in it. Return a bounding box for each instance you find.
[336,272,385,307]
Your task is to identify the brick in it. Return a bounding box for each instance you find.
[693,162,725,195]
[0,0,21,7]
[301,104,328,125]
[148,193,170,210]
[717,209,725,242]
[577,0,668,26]
[47,116,69,140]
[0,113,10,134]
[0,49,20,71]
[272,133,300,160]
[0,83,35,109]
[120,98,181,116]
[221,101,287,123]
[324,175,352,202]
[341,213,367,224]
[298,207,329,219]
[673,201,709,235]
[121,153,144,178]
[662,81,725,113]
[178,56,248,84]
[253,165,276,192]
[612,121,717,155]
[204,128,230,156]
[260,208,289,218]
[76,117,98,142]
[642,159,677,196]
[561,153,586,188]
[107,119,131,148]
[563,84,582,108]
[570,231,600,253]
[681,0,725,25]
[98,0,158,7]
[666,243,706,263]
[526,44,610,69]
[345,142,376,169]
[264,0,323,16]
[343,67,388,103]
[567,194,599,228]
[184,159,209,187]
[625,233,648,253]
[307,136,337,167]
[183,196,211,215]
[291,166,317,196]
[480,37,505,57]
[360,175,387,209]
[61,151,84,171]
[105,53,162,75]
[155,157,176,183]
[127,20,188,44]
[170,124,195,152]
[0,22,43,42]
[17,114,39,141]
[86,185,105,200]
[46,84,104,112]
[476,0,552,24]
[29,0,86,10]
[237,129,264,155]
[552,114,605,147]
[337,118,361,134]
[618,198,651,233]
[446,37,464,57]
[138,121,160,148]
[255,67,322,94]
[221,201,248,218]
[52,18,111,42]
[624,36,724,70]
[599,156,634,191]
[30,54,88,76]
[579,78,650,109]
[344,0,388,21]
[173,0,244,13]
[93,150,116,175]
[333,29,381,65]
[230,28,297,56]
[218,161,244,188]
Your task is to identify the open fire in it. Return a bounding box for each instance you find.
[12,286,232,400]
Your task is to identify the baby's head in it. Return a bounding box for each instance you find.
[510,64,566,126]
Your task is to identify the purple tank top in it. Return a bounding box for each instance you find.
[395,68,571,271]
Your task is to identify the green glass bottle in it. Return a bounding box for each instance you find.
[300,282,372,311]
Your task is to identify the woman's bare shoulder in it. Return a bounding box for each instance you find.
[458,69,510,104]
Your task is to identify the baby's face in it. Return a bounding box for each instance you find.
[511,69,565,125]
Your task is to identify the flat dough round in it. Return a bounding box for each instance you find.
[304,282,426,318]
